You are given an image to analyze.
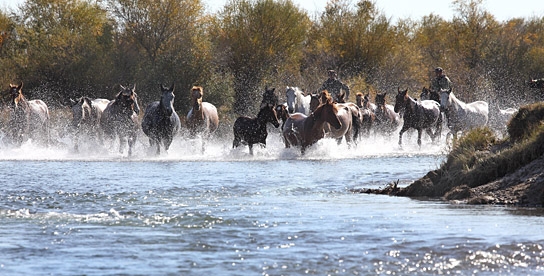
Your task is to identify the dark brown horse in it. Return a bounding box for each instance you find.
[141,83,181,155]
[374,93,401,137]
[275,104,289,129]
[7,82,50,146]
[100,84,140,156]
[420,87,440,103]
[260,86,278,109]
[186,86,219,152]
[69,97,110,152]
[394,88,441,147]
[282,92,342,154]
[233,103,280,155]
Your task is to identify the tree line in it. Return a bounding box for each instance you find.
[0,0,543,120]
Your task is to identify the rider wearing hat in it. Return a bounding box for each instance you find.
[430,67,452,93]
[319,70,350,103]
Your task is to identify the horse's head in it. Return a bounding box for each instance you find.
[375,93,387,108]
[275,104,289,123]
[9,82,24,108]
[70,97,93,128]
[258,103,280,128]
[285,86,296,113]
[309,93,320,112]
[190,86,204,111]
[394,88,408,113]
[313,95,341,130]
[160,83,176,116]
[355,92,364,107]
[116,84,138,115]
[260,86,278,109]
[439,88,452,111]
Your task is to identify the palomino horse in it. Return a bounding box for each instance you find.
[141,83,181,155]
[282,92,342,154]
[394,88,441,147]
[186,86,219,152]
[355,93,375,138]
[7,82,50,146]
[69,97,110,152]
[374,93,401,137]
[285,86,311,115]
[233,103,280,155]
[439,88,489,140]
[101,84,140,156]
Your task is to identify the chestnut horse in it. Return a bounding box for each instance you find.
[101,84,140,156]
[282,92,342,155]
[69,97,110,152]
[142,83,181,155]
[233,103,280,155]
[394,88,441,147]
[7,82,50,146]
[186,86,219,152]
[374,93,401,137]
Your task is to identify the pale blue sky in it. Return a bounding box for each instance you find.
[2,0,543,22]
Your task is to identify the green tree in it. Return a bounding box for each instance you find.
[108,0,212,112]
[15,0,114,102]
[212,0,310,115]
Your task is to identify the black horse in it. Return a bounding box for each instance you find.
[233,103,280,155]
[101,84,140,156]
[141,83,181,155]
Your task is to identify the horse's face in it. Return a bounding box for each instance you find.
[117,85,138,114]
[285,87,296,113]
[317,101,341,130]
[375,93,387,108]
[9,83,23,107]
[275,104,288,122]
[261,87,278,109]
[191,86,203,110]
[160,84,176,116]
[439,88,452,110]
[309,94,320,112]
[70,97,92,127]
[394,89,408,113]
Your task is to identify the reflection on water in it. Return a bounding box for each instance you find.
[0,134,543,275]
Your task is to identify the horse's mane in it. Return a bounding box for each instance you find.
[191,86,204,95]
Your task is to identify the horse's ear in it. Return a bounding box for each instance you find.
[132,84,136,93]
[69,98,77,106]
[170,82,175,91]
[18,82,23,90]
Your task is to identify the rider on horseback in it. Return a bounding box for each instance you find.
[430,67,452,93]
[319,70,350,103]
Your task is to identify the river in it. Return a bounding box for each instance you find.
[0,133,543,275]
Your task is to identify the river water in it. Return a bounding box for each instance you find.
[0,131,543,275]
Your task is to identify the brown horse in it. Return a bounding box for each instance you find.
[7,82,50,146]
[100,84,140,156]
[282,92,342,154]
[394,88,441,147]
[355,92,375,138]
[374,92,401,137]
[186,86,219,152]
[233,103,280,155]
[69,97,110,152]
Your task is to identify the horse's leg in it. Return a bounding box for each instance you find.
[398,126,408,147]
[119,135,126,154]
[128,132,137,157]
[425,128,435,144]
[417,129,423,148]
[248,144,254,155]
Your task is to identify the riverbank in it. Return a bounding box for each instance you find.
[356,102,544,207]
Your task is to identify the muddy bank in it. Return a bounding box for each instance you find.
[354,102,544,207]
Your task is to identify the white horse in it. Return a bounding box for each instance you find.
[489,104,518,135]
[285,86,311,115]
[439,88,489,140]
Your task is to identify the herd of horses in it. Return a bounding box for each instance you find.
[2,81,518,156]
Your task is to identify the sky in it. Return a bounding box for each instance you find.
[2,0,543,22]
